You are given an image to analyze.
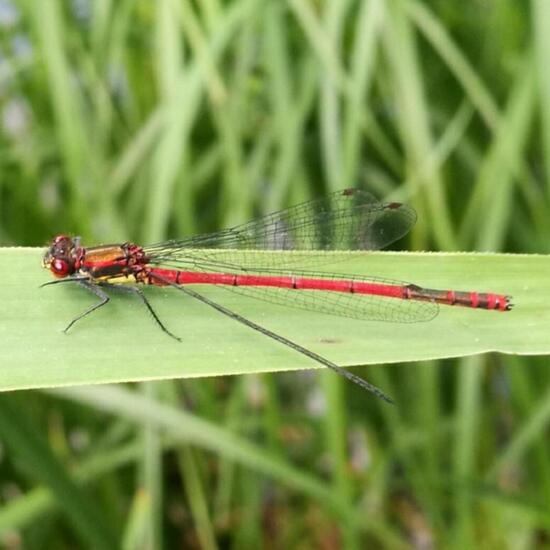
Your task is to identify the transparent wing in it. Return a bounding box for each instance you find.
[151,262,439,323]
[145,188,415,271]
[215,272,438,323]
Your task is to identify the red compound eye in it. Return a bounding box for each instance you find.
[51,259,70,277]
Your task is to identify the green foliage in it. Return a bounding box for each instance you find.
[0,0,549,548]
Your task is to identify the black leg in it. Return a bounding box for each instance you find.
[63,280,111,333]
[42,276,181,340]
[40,275,89,288]
[148,272,394,404]
[101,283,181,341]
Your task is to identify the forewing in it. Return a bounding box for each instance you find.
[145,189,415,271]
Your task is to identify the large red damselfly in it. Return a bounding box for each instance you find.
[42,189,512,403]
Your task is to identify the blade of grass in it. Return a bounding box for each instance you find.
[0,440,141,534]
[121,489,151,550]
[29,0,92,233]
[532,0,550,200]
[487,379,550,483]
[383,0,455,251]
[46,384,407,547]
[2,247,547,391]
[319,0,348,190]
[145,0,261,242]
[451,355,485,548]
[320,370,360,549]
[178,447,218,550]
[461,58,535,250]
[141,382,163,550]
[0,394,118,548]
[343,0,384,188]
[406,0,500,130]
[500,356,550,509]
[163,382,218,549]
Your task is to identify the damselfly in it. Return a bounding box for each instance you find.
[42,189,512,402]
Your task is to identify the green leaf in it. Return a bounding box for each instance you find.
[2,247,547,392]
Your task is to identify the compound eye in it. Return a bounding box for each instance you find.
[51,259,70,277]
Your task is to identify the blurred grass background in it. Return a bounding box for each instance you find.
[0,0,549,548]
